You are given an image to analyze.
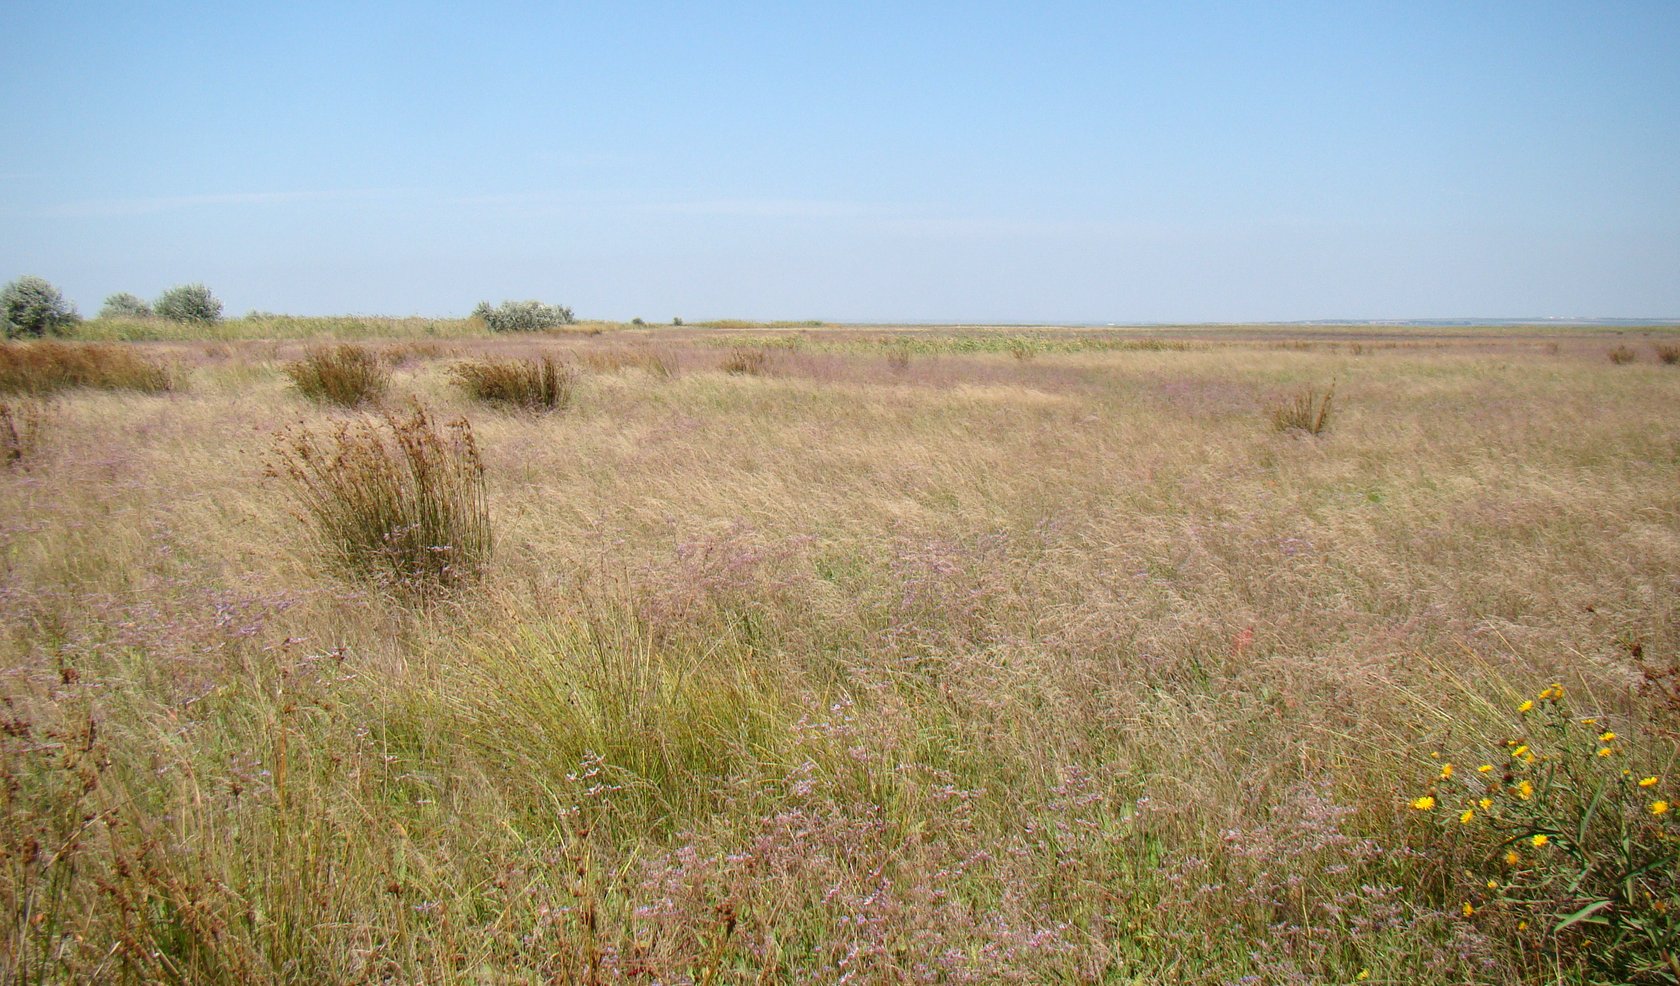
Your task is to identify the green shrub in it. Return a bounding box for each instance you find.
[98,293,152,320]
[1407,685,1680,983]
[284,344,390,407]
[1271,381,1335,435]
[450,356,576,411]
[472,300,574,332]
[0,342,175,395]
[268,402,491,594]
[153,283,223,323]
[2,276,80,338]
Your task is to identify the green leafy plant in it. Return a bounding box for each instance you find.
[153,283,223,324]
[284,344,390,407]
[2,276,80,338]
[450,356,576,411]
[268,401,491,594]
[472,300,575,332]
[1409,685,1680,982]
[98,293,153,320]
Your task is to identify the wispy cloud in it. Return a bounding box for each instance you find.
[640,198,882,220]
[38,187,414,219]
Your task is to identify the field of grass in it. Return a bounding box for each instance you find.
[3,323,1679,983]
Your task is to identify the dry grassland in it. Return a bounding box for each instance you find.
[2,324,1678,983]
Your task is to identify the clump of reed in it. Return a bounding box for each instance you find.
[1271,380,1336,435]
[721,348,771,376]
[1607,345,1639,365]
[449,355,576,411]
[0,399,48,467]
[283,343,390,407]
[268,401,490,594]
[1653,343,1679,365]
[0,341,176,395]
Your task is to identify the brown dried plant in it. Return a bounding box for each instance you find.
[283,343,390,407]
[1271,380,1336,435]
[268,401,490,594]
[450,355,576,411]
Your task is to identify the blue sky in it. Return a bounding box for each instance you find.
[2,1,1676,321]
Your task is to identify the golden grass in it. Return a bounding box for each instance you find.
[0,340,176,395]
[1271,379,1336,434]
[448,355,576,411]
[0,398,47,467]
[267,402,490,594]
[2,327,1678,982]
[283,343,391,407]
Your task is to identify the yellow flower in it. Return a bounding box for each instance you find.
[1460,809,1474,824]
[1598,747,1614,758]
[1411,795,1436,811]
[1462,902,1475,917]
[1440,763,1454,780]
[1517,780,1534,800]
[1356,972,1370,982]
[1477,764,1494,773]
[1511,744,1529,758]
[1479,797,1493,810]
[1541,683,1564,701]
[1640,776,1660,788]
[1486,879,1499,890]
[1581,717,1598,726]
[1518,920,1528,931]
[1599,731,1617,743]
[1653,801,1670,816]
[1517,699,1534,713]
[1531,834,1549,847]
[1505,849,1521,865]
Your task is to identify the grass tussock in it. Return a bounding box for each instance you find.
[721,347,772,376]
[1608,344,1639,365]
[1271,380,1336,435]
[1654,342,1679,365]
[449,356,577,411]
[267,401,490,593]
[283,343,390,407]
[0,341,176,395]
[0,399,47,467]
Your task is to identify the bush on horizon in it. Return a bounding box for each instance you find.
[98,292,153,319]
[472,299,575,332]
[154,283,223,324]
[2,276,81,338]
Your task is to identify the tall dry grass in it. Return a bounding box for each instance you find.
[449,355,576,411]
[0,341,176,395]
[267,401,490,594]
[1,328,1678,982]
[1271,379,1336,434]
[283,343,390,407]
